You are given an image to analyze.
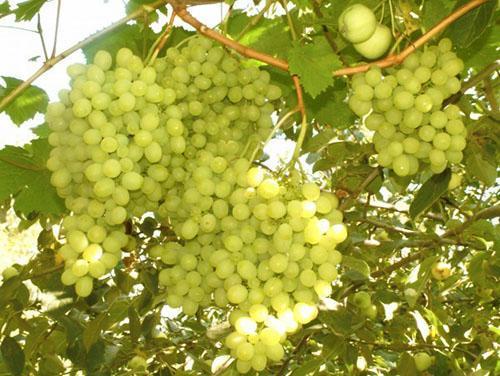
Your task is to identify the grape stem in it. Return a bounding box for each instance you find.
[0,0,170,112]
[146,10,177,65]
[249,107,300,162]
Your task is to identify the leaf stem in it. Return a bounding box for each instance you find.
[36,13,49,61]
[146,10,176,65]
[51,0,62,57]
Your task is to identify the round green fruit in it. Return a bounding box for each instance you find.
[353,291,371,309]
[338,4,377,43]
[354,24,392,59]
[414,352,433,371]
[431,262,451,281]
[2,266,19,280]
[128,355,147,370]
[448,172,462,190]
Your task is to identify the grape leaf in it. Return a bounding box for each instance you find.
[14,0,46,21]
[0,77,48,125]
[0,1,10,15]
[289,38,342,98]
[460,24,500,73]
[305,80,354,127]
[0,139,65,216]
[409,169,451,220]
[443,0,496,49]
[0,337,24,376]
[82,24,157,62]
[466,153,497,186]
[227,11,293,60]
[421,0,456,30]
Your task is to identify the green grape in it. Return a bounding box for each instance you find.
[449,135,466,151]
[432,132,451,150]
[392,154,410,176]
[353,24,392,59]
[418,125,436,142]
[373,82,393,99]
[75,276,93,297]
[393,91,414,110]
[429,149,446,165]
[430,111,447,129]
[402,137,420,154]
[338,4,377,43]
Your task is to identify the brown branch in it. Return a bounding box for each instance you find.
[292,75,305,116]
[444,61,500,105]
[332,0,490,77]
[442,203,500,237]
[170,1,289,71]
[339,168,381,210]
[0,0,169,112]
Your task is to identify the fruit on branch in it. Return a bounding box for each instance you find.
[348,39,467,177]
[1,266,19,280]
[353,24,392,60]
[353,291,371,309]
[128,355,148,370]
[448,172,462,190]
[431,262,451,280]
[338,4,377,43]
[413,352,433,371]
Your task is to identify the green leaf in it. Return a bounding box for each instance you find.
[460,24,499,72]
[227,11,293,60]
[465,152,497,186]
[397,352,418,376]
[1,77,48,125]
[83,314,107,352]
[443,0,496,49]
[342,256,371,281]
[305,80,355,127]
[409,169,451,220]
[290,359,323,375]
[129,306,141,343]
[421,0,456,30]
[468,251,488,287]
[0,337,25,376]
[14,0,46,21]
[289,38,342,98]
[32,122,49,138]
[82,24,156,62]
[302,129,336,154]
[0,1,10,15]
[0,139,65,216]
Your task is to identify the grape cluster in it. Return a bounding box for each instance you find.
[46,36,282,298]
[153,167,346,372]
[45,36,348,371]
[349,38,467,176]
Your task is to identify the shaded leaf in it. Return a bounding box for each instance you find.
[0,139,65,216]
[289,38,342,98]
[409,169,451,219]
[302,129,336,154]
[14,0,46,21]
[466,152,497,186]
[1,337,25,376]
[397,352,418,376]
[1,76,48,125]
[421,0,456,30]
[444,0,496,49]
[290,359,323,375]
[83,314,107,351]
[129,306,141,343]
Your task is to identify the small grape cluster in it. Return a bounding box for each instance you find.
[349,38,467,176]
[153,166,346,373]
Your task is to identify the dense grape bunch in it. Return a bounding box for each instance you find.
[348,38,467,176]
[45,36,283,297]
[151,165,347,373]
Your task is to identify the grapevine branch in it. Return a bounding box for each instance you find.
[0,0,169,111]
[147,10,177,65]
[332,0,489,76]
[0,0,488,114]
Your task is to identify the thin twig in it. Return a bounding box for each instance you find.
[235,0,273,40]
[279,0,297,41]
[289,75,307,162]
[444,61,500,105]
[442,203,500,237]
[147,10,176,65]
[36,13,49,61]
[339,169,380,210]
[309,0,347,65]
[0,0,169,111]
[357,218,419,235]
[51,0,62,57]
[0,25,37,33]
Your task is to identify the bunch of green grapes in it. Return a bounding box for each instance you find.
[348,38,467,176]
[338,3,392,59]
[46,36,282,298]
[151,165,347,373]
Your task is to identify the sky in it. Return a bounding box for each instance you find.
[0,0,234,147]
